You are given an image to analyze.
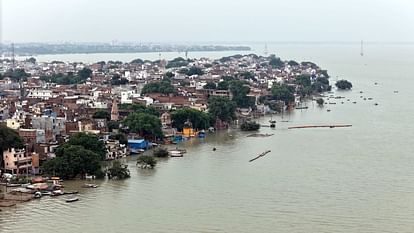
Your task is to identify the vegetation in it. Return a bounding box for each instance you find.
[165,71,175,79]
[239,71,256,81]
[166,57,189,68]
[0,125,24,169]
[137,155,157,168]
[153,147,169,158]
[109,133,128,145]
[229,80,256,109]
[119,103,160,117]
[66,133,106,160]
[107,161,130,179]
[316,98,325,106]
[207,97,237,123]
[288,60,299,66]
[269,55,284,68]
[26,57,36,64]
[93,110,110,120]
[186,66,204,76]
[217,76,235,90]
[1,69,31,82]
[203,82,217,90]
[130,58,144,64]
[107,121,120,132]
[240,121,261,131]
[141,79,176,95]
[42,144,103,179]
[336,80,353,90]
[123,113,163,139]
[40,68,92,85]
[171,108,212,131]
[111,74,128,85]
[271,83,295,104]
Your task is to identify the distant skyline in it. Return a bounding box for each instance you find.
[1,0,414,43]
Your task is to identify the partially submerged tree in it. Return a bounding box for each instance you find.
[107,161,130,179]
[240,121,261,131]
[153,148,169,158]
[137,155,157,169]
[336,80,353,90]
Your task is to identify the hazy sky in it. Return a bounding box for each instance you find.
[1,0,413,43]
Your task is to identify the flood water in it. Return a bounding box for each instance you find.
[2,43,414,233]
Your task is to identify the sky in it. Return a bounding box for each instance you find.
[1,0,413,43]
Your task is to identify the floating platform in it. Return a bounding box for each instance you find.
[288,124,352,129]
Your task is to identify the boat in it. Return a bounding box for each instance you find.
[295,106,309,110]
[269,115,276,128]
[65,196,79,203]
[64,191,79,195]
[83,184,98,188]
[34,191,42,199]
[51,190,64,196]
[169,150,184,157]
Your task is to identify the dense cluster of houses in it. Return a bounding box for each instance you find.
[0,54,328,175]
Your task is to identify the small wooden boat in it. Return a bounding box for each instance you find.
[34,192,42,199]
[51,190,64,196]
[64,191,79,195]
[169,150,184,157]
[65,197,79,203]
[83,184,98,188]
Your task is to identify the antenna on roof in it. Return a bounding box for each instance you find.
[11,43,15,69]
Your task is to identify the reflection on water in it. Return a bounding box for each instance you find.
[2,44,414,233]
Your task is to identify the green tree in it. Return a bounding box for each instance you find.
[93,110,110,120]
[153,147,169,158]
[271,83,295,104]
[107,121,120,132]
[217,81,230,90]
[0,125,24,170]
[208,97,237,123]
[240,121,261,131]
[26,57,36,64]
[107,161,130,179]
[295,75,311,88]
[109,133,128,145]
[336,80,353,90]
[120,103,160,116]
[123,113,163,139]
[269,55,284,68]
[171,108,212,131]
[288,60,299,66]
[42,145,102,179]
[136,155,157,168]
[78,68,92,80]
[141,80,175,95]
[166,57,189,68]
[203,82,217,90]
[229,80,256,108]
[4,69,31,82]
[186,66,204,76]
[66,133,106,160]
[165,71,175,79]
[111,74,128,85]
[316,98,325,106]
[130,58,144,64]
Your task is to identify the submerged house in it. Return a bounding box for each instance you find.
[128,139,148,154]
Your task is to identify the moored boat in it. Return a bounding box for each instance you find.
[65,196,79,203]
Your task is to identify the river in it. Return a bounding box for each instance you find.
[2,43,414,233]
